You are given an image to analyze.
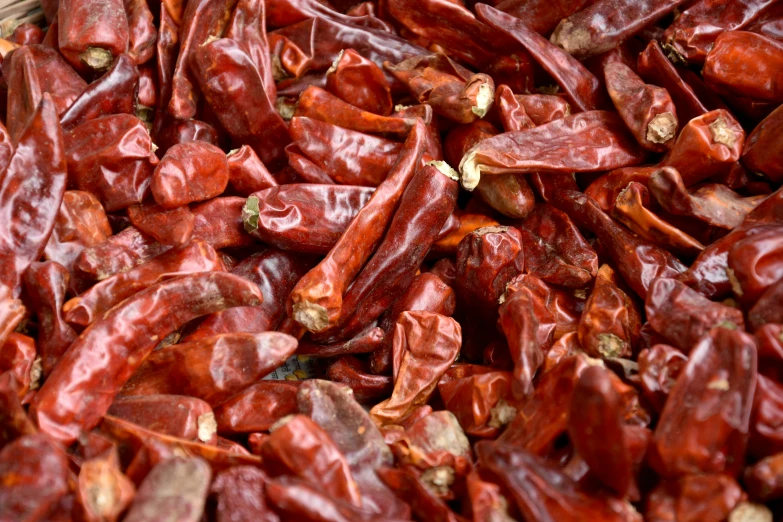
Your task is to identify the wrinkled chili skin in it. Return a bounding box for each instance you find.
[57,0,130,74]
[649,327,757,479]
[743,103,783,183]
[30,272,264,444]
[190,37,291,171]
[549,0,689,59]
[638,344,689,413]
[59,54,139,131]
[326,48,392,116]
[152,141,229,209]
[108,394,216,443]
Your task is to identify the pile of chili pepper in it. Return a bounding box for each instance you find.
[1,0,783,519]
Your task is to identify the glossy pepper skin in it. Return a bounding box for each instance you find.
[703,31,783,102]
[326,48,392,116]
[742,103,783,183]
[0,95,67,297]
[58,0,130,74]
[191,37,291,171]
[30,272,264,444]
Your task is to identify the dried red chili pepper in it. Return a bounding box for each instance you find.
[63,240,225,326]
[226,0,276,105]
[326,356,393,402]
[31,272,264,444]
[124,0,156,65]
[298,379,410,518]
[459,111,645,191]
[290,116,402,186]
[727,225,783,306]
[476,4,608,113]
[494,84,535,132]
[0,334,36,400]
[438,369,515,438]
[703,31,783,102]
[211,466,279,522]
[577,264,640,359]
[370,311,461,425]
[386,53,495,123]
[213,380,299,435]
[645,474,743,522]
[664,0,780,64]
[376,467,464,522]
[518,204,598,288]
[568,365,639,500]
[127,202,195,248]
[60,54,139,131]
[743,103,783,184]
[109,394,217,443]
[604,61,678,152]
[57,0,129,73]
[493,0,590,36]
[192,196,254,249]
[73,225,170,282]
[649,326,757,478]
[637,40,710,124]
[191,37,291,170]
[476,441,642,522]
[385,0,503,68]
[551,190,686,299]
[321,162,457,341]
[8,23,44,46]
[326,49,392,116]
[73,447,135,522]
[122,457,211,522]
[152,4,178,138]
[0,372,36,446]
[289,120,424,332]
[371,272,457,375]
[226,145,277,196]
[0,95,66,297]
[549,0,688,59]
[22,262,76,376]
[64,114,157,212]
[0,433,70,521]
[612,182,707,258]
[638,344,688,414]
[151,141,229,208]
[262,414,362,506]
[265,0,391,31]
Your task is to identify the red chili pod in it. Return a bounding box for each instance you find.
[0,333,36,399]
[58,0,130,74]
[289,116,402,186]
[64,114,157,212]
[226,145,278,196]
[60,54,139,131]
[493,0,591,36]
[124,0,157,65]
[649,327,757,478]
[370,312,461,426]
[212,380,300,434]
[638,344,688,414]
[167,0,236,120]
[127,202,195,248]
[152,5,179,139]
[45,189,114,277]
[604,61,678,152]
[108,394,217,444]
[327,356,393,402]
[476,4,608,113]
[0,95,67,297]
[297,87,424,138]
[225,0,276,105]
[22,262,77,376]
[0,433,70,521]
[30,272,264,444]
[262,414,362,507]
[63,240,225,327]
[190,37,291,170]
[74,447,136,522]
[151,141,229,208]
[326,48,393,116]
[459,111,646,191]
[645,474,743,522]
[549,0,689,59]
[646,278,745,353]
[289,120,425,332]
[664,1,780,65]
[0,371,37,445]
[637,40,710,124]
[73,226,170,282]
[211,466,279,522]
[192,197,254,249]
[243,185,375,254]
[743,103,783,184]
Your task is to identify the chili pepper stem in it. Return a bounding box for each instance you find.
[458,149,481,191]
[647,112,677,144]
[196,412,216,442]
[293,301,330,332]
[710,117,737,148]
[79,47,113,71]
[426,160,460,181]
[471,83,494,118]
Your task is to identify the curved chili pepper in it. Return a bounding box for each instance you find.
[30,272,264,444]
